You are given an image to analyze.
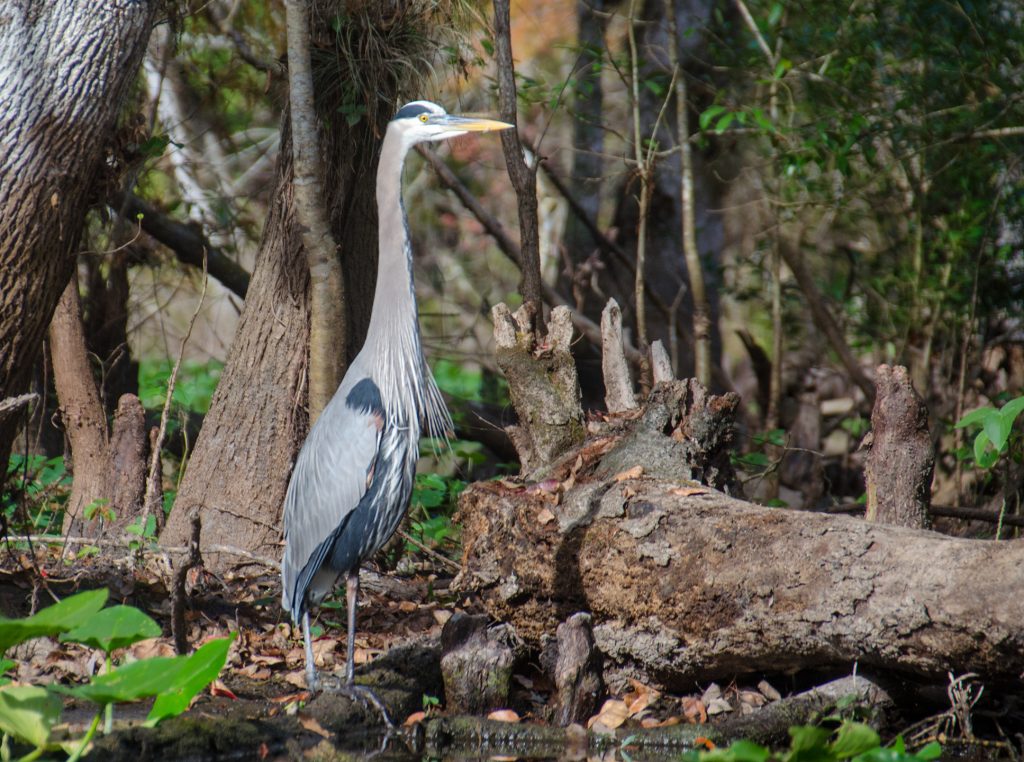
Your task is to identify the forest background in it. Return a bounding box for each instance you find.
[1,0,1023,593]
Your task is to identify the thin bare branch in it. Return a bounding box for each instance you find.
[285,0,345,421]
[492,0,544,332]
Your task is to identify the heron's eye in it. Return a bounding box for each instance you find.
[419,114,429,123]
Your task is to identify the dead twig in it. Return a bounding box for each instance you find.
[171,511,203,654]
[146,257,209,536]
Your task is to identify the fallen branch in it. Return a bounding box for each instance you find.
[110,192,250,299]
[171,511,202,654]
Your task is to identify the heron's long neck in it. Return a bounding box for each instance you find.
[364,130,425,419]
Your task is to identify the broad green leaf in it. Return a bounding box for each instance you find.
[914,741,942,760]
[973,430,996,468]
[999,396,1024,424]
[60,605,161,654]
[830,721,880,758]
[982,412,1011,454]
[146,635,235,726]
[954,406,995,429]
[720,739,771,762]
[0,589,108,655]
[0,685,61,748]
[55,656,185,706]
[788,724,831,752]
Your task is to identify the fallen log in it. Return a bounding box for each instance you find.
[457,470,1024,690]
[458,302,1024,691]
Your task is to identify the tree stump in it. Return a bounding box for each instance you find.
[440,613,523,714]
[863,364,934,528]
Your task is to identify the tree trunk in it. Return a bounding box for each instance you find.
[0,0,156,471]
[49,276,111,536]
[158,117,311,564]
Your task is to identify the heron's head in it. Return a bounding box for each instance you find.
[388,101,512,148]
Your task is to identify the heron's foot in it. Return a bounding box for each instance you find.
[317,674,395,729]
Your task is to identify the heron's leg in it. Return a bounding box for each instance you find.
[302,611,319,691]
[345,570,359,685]
[325,569,394,728]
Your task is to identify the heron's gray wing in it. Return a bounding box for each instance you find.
[281,378,384,618]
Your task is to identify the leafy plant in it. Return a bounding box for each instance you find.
[2,455,71,536]
[954,395,1024,470]
[680,722,941,762]
[0,589,233,761]
[408,472,467,554]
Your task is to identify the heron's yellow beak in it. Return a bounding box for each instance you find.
[436,115,514,132]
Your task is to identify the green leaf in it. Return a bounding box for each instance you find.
[954,406,995,429]
[983,412,1011,454]
[914,741,942,760]
[830,722,880,758]
[999,395,1024,425]
[714,111,736,134]
[55,656,186,706]
[721,739,771,762]
[700,105,727,131]
[0,589,108,655]
[973,430,996,468]
[788,724,831,752]
[146,636,234,726]
[137,134,170,159]
[60,605,161,654]
[0,685,61,749]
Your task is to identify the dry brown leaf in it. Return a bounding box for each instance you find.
[299,714,331,738]
[283,670,308,689]
[537,507,555,525]
[239,667,271,680]
[398,601,418,613]
[270,691,310,704]
[353,647,380,665]
[613,465,644,482]
[487,709,521,723]
[641,716,681,728]
[210,679,237,699]
[404,711,427,726]
[432,609,453,626]
[681,696,707,724]
[130,638,175,660]
[624,680,660,716]
[250,653,286,666]
[670,486,708,496]
[588,699,630,729]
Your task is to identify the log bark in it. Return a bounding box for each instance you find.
[864,364,934,528]
[457,471,1024,690]
[0,0,156,471]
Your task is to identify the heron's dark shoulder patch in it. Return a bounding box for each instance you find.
[392,102,433,121]
[345,378,384,416]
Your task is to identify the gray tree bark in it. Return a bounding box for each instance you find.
[0,0,157,471]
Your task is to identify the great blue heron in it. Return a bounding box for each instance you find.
[282,101,511,715]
